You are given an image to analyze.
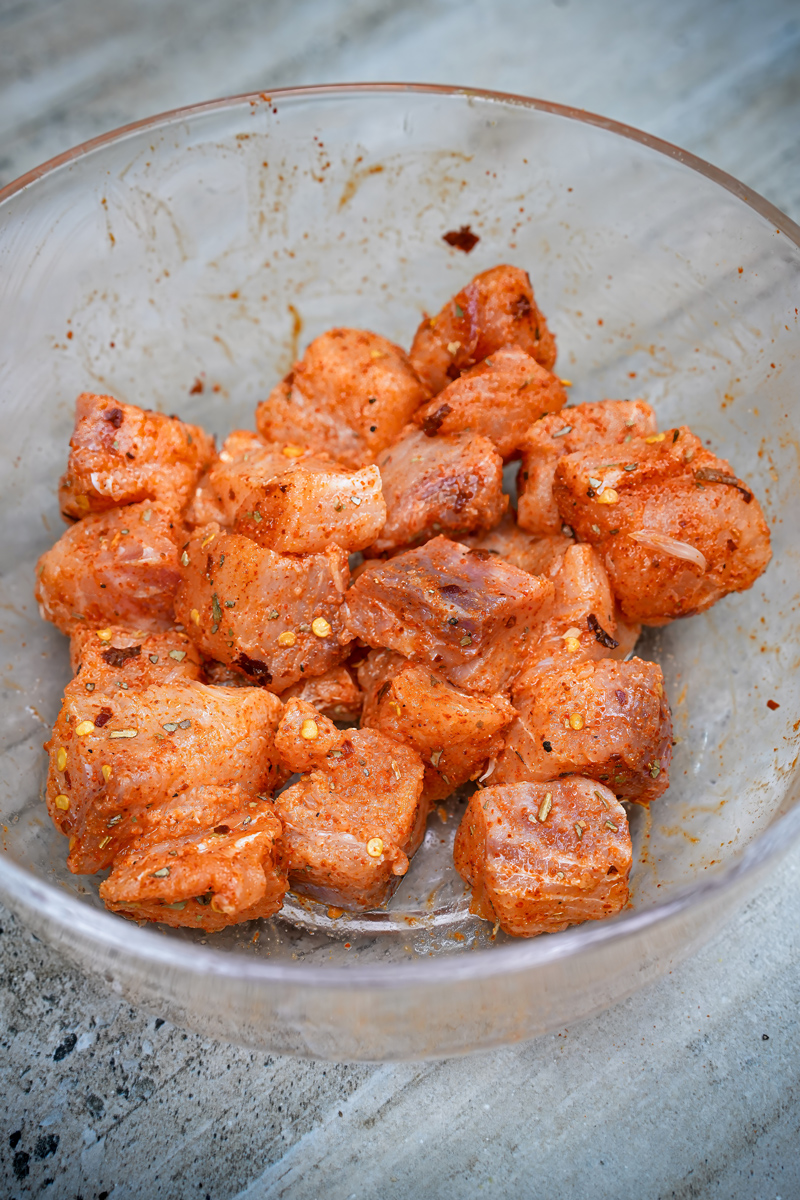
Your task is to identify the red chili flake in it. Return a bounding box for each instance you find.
[442,225,480,253]
[104,408,123,428]
[421,403,452,436]
[101,644,142,668]
[94,707,113,728]
[189,378,204,395]
[767,699,780,710]
[235,653,272,683]
[588,613,619,649]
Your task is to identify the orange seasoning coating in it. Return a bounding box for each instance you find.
[360,658,515,801]
[552,426,772,624]
[369,428,508,554]
[35,501,184,635]
[454,778,631,937]
[409,264,556,395]
[457,513,575,577]
[274,699,427,910]
[495,656,672,804]
[174,523,349,691]
[233,461,386,553]
[69,624,203,693]
[413,344,567,458]
[186,430,311,528]
[342,535,553,694]
[100,786,287,931]
[59,392,215,520]
[516,399,656,537]
[514,542,621,677]
[281,664,363,724]
[45,681,284,875]
[255,328,429,467]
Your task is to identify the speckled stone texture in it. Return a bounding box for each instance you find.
[2,1,800,1196]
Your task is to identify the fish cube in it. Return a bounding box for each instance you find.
[58,392,215,520]
[343,536,553,693]
[234,461,386,553]
[361,658,515,801]
[99,786,287,931]
[454,778,631,936]
[495,656,672,804]
[517,399,656,536]
[413,344,566,457]
[255,328,428,467]
[514,542,623,679]
[45,681,284,873]
[35,501,183,635]
[409,264,556,395]
[370,429,508,554]
[174,525,349,691]
[186,430,308,528]
[552,426,772,624]
[274,699,427,910]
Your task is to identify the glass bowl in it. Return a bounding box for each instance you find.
[1,84,798,1061]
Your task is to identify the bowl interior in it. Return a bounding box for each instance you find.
[1,87,799,970]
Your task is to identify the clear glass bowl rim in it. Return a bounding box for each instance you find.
[1,80,799,990]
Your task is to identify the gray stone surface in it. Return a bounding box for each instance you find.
[1,1,799,1196]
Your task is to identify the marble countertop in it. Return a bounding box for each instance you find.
[1,2,799,1196]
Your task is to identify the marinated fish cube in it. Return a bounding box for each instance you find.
[58,392,215,520]
[186,430,308,528]
[409,264,556,395]
[343,536,553,694]
[44,681,283,873]
[274,699,427,910]
[514,543,622,679]
[495,656,672,804]
[174,524,349,691]
[413,344,566,457]
[234,462,386,553]
[370,429,508,554]
[255,328,428,467]
[517,399,656,536]
[100,786,287,930]
[454,779,631,936]
[552,426,772,624]
[35,501,183,635]
[69,625,203,693]
[362,660,515,801]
